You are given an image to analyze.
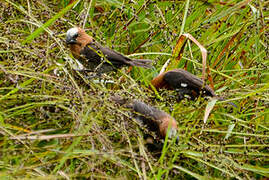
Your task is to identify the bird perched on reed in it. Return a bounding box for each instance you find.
[66,27,152,74]
[151,68,237,107]
[111,96,178,140]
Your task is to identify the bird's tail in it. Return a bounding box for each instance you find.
[110,95,128,106]
[129,59,153,68]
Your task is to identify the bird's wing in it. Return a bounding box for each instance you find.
[87,41,131,66]
[132,100,167,122]
[163,69,203,90]
[163,69,216,97]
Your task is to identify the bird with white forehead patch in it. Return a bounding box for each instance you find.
[151,68,237,107]
[66,27,153,74]
[66,28,79,42]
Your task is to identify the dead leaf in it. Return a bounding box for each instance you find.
[204,97,218,123]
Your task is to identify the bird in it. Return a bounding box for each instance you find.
[66,27,152,74]
[111,96,178,140]
[132,100,178,140]
[151,68,237,107]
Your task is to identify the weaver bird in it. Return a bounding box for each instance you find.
[66,27,152,74]
[111,96,178,140]
[151,68,237,107]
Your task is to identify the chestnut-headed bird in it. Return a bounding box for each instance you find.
[66,27,152,74]
[111,95,178,140]
[151,68,237,107]
[132,100,178,140]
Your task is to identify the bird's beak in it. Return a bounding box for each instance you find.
[66,36,77,44]
[175,136,179,144]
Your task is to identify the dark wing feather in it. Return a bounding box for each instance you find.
[132,100,167,123]
[80,41,130,72]
[81,41,152,71]
[87,41,132,66]
[163,69,216,96]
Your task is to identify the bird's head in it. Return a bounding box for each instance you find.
[66,27,80,44]
[159,115,178,140]
[66,27,92,46]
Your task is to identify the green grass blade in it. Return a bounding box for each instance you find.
[22,0,79,45]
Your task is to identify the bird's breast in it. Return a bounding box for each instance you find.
[151,74,172,90]
[70,44,82,59]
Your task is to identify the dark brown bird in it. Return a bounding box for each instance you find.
[66,27,152,74]
[132,100,178,140]
[151,68,237,107]
[111,96,178,140]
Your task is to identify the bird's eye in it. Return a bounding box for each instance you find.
[74,33,79,38]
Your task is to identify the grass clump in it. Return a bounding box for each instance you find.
[0,0,268,179]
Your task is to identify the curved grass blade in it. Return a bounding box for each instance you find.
[22,0,79,45]
[203,97,218,123]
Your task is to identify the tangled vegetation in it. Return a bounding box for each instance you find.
[0,0,268,179]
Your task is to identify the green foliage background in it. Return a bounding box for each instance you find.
[0,0,268,179]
